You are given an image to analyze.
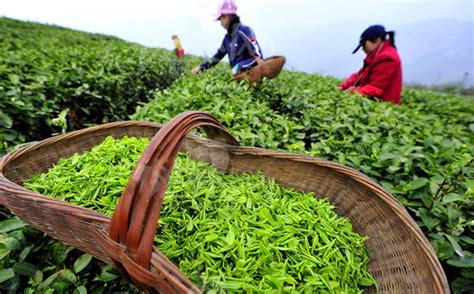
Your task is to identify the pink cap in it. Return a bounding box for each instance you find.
[214,0,238,20]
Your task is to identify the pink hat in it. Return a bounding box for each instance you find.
[214,0,238,20]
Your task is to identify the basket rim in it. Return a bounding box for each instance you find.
[0,120,449,292]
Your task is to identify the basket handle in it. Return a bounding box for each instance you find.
[254,55,270,77]
[254,56,264,65]
[108,111,238,284]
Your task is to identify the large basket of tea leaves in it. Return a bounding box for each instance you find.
[0,111,448,293]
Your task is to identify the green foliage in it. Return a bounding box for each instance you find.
[24,136,376,292]
[133,67,305,151]
[0,17,472,293]
[0,17,184,154]
[0,207,138,293]
[406,82,474,97]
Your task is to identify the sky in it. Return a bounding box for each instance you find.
[1,0,473,85]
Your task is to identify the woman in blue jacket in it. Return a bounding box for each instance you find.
[192,0,263,75]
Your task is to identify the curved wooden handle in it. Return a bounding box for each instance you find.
[254,56,264,65]
[107,111,238,289]
[254,56,269,77]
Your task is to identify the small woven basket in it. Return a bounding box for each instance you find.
[0,112,449,293]
[234,56,286,85]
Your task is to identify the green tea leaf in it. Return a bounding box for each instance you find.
[13,262,37,276]
[0,219,26,233]
[447,257,474,268]
[410,178,429,190]
[418,209,440,230]
[73,254,92,273]
[75,285,88,294]
[98,266,119,282]
[432,238,454,260]
[0,268,15,283]
[59,269,77,283]
[38,272,58,289]
[444,234,465,258]
[0,243,11,260]
[442,193,464,203]
[225,229,235,246]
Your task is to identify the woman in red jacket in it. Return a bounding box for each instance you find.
[339,25,402,105]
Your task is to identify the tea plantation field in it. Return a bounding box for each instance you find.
[0,18,472,293]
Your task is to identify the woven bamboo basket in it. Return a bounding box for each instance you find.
[0,111,448,293]
[234,56,286,85]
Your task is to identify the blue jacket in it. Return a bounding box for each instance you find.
[200,22,263,71]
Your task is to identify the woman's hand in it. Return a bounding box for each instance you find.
[192,66,201,75]
[346,86,357,93]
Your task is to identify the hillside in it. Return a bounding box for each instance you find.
[0,17,184,154]
[0,18,473,293]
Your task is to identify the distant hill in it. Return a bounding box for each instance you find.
[261,18,473,86]
[397,19,473,86]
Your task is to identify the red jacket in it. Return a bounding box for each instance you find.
[340,42,402,104]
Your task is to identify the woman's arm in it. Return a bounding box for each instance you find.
[339,72,360,90]
[200,39,228,71]
[355,56,398,97]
